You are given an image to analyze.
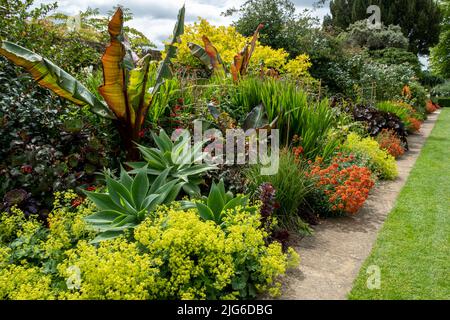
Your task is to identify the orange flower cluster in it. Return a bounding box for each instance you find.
[308,155,375,215]
[376,129,405,159]
[408,117,422,133]
[426,100,440,114]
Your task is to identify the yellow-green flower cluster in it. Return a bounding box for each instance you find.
[57,240,158,300]
[135,207,235,299]
[0,264,54,300]
[344,132,398,180]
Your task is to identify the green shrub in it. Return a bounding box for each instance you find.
[0,58,116,213]
[405,81,428,116]
[431,81,450,107]
[343,133,398,180]
[245,149,313,232]
[181,180,256,225]
[436,97,450,108]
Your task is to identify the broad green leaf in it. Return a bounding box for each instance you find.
[141,194,160,211]
[90,231,124,244]
[131,167,150,210]
[106,174,134,208]
[188,42,211,68]
[155,179,180,201]
[112,215,137,228]
[149,168,170,194]
[119,165,134,190]
[195,202,215,221]
[155,5,185,84]
[182,182,201,197]
[222,196,247,213]
[179,200,197,210]
[243,104,269,131]
[217,180,226,198]
[83,191,123,212]
[127,54,153,116]
[176,164,217,178]
[225,191,234,204]
[0,41,115,119]
[84,210,125,225]
[165,182,184,203]
[207,182,225,219]
[152,130,173,153]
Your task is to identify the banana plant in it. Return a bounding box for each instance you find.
[188,24,263,81]
[181,180,256,226]
[84,166,183,243]
[128,129,217,196]
[0,5,185,160]
[230,23,264,82]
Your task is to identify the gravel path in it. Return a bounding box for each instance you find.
[281,111,441,300]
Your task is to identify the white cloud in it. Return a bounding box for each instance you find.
[35,0,329,48]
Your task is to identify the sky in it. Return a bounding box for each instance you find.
[35,0,330,49]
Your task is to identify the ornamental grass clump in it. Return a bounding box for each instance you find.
[245,149,313,233]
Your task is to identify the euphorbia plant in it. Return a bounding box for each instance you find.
[0,5,185,160]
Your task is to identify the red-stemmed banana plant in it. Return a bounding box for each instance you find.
[0,5,185,160]
[188,23,263,82]
[230,23,264,82]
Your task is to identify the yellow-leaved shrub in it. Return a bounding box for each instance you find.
[174,18,289,71]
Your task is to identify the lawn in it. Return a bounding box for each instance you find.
[349,109,450,300]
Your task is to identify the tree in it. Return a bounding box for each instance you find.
[431,0,450,78]
[328,0,442,55]
[223,0,316,57]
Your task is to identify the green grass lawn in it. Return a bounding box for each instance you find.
[349,109,450,300]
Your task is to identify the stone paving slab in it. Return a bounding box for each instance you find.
[281,111,441,300]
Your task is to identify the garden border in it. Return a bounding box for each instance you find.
[280,111,441,300]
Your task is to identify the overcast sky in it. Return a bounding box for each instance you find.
[35,0,330,49]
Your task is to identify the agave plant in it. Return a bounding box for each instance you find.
[0,5,185,160]
[128,129,217,196]
[182,180,255,226]
[188,24,263,81]
[84,166,183,243]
